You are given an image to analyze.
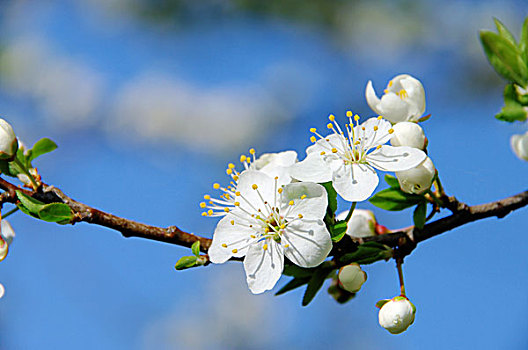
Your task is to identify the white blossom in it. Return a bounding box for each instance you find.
[510,131,528,161]
[396,156,436,195]
[336,209,376,238]
[208,170,332,294]
[337,263,367,293]
[289,114,426,202]
[0,119,18,160]
[390,122,427,150]
[366,74,426,123]
[0,220,15,261]
[378,296,416,334]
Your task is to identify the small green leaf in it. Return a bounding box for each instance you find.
[16,191,46,215]
[275,276,311,296]
[520,17,528,63]
[282,265,315,278]
[369,188,424,211]
[413,201,427,229]
[493,17,517,45]
[340,242,393,265]
[174,256,198,270]
[330,220,348,242]
[375,299,390,309]
[496,84,528,122]
[28,138,58,162]
[191,241,200,256]
[38,203,73,223]
[320,182,337,215]
[384,174,400,188]
[302,266,332,306]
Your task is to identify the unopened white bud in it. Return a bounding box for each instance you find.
[378,296,416,334]
[0,119,18,160]
[336,209,377,238]
[0,220,15,262]
[510,132,528,161]
[338,263,367,293]
[395,157,435,194]
[390,122,427,150]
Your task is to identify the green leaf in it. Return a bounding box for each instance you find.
[369,187,424,211]
[28,138,58,162]
[340,242,393,265]
[520,17,528,63]
[302,266,332,306]
[275,276,311,296]
[282,265,315,278]
[480,30,528,86]
[330,220,348,242]
[496,84,528,122]
[384,174,400,188]
[38,203,73,224]
[16,191,45,214]
[413,201,427,229]
[375,299,390,309]
[174,256,198,270]
[493,17,517,45]
[191,241,200,256]
[320,181,337,215]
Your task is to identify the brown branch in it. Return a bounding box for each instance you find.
[0,177,526,260]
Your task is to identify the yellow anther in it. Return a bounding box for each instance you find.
[252,184,258,190]
[362,127,365,130]
[373,126,378,131]
[208,209,213,215]
[354,141,360,145]
[327,123,333,129]
[234,202,240,206]
[228,163,235,169]
[332,148,338,153]
[376,145,382,149]
[232,249,238,253]
[240,155,247,162]
[233,175,239,181]
[328,114,335,121]
[224,208,230,213]
[263,244,268,251]
[265,228,270,233]
[204,195,211,200]
[222,243,228,248]
[224,193,230,199]
[346,110,353,117]
[280,224,286,229]
[298,214,303,219]
[354,114,360,121]
[289,200,294,206]
[201,212,207,216]
[213,183,220,189]
[310,136,317,143]
[284,244,290,248]
[230,220,235,225]
[275,176,279,180]
[235,191,241,196]
[300,194,307,200]
[278,188,283,194]
[250,235,256,239]
[309,127,317,133]
[199,202,206,208]
[320,151,326,155]
[388,80,393,87]
[249,148,256,155]
[226,169,233,175]
[383,89,389,93]
[388,128,394,134]
[377,115,383,120]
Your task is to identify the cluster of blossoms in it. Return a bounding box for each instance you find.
[201,74,436,334]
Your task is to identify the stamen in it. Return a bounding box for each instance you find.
[200,202,206,208]
[327,123,333,129]
[298,214,303,218]
[346,110,353,117]
[213,183,220,189]
[204,195,211,200]
[263,244,268,251]
[310,136,317,143]
[328,114,335,122]
[300,195,307,200]
[252,184,258,190]
[232,249,238,253]
[222,243,227,248]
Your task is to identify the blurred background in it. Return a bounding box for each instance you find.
[0,0,527,349]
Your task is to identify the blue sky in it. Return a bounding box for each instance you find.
[0,1,527,349]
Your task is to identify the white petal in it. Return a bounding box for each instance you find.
[252,150,298,180]
[208,213,256,264]
[379,93,411,123]
[333,163,379,202]
[236,170,276,212]
[283,220,331,268]
[511,132,528,161]
[400,76,426,119]
[386,74,409,93]
[244,240,284,294]
[365,80,383,115]
[281,182,328,220]
[307,133,348,155]
[354,117,393,149]
[0,236,8,261]
[390,122,426,150]
[367,145,426,172]
[289,153,333,183]
[0,220,15,246]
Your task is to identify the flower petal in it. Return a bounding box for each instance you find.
[244,239,284,294]
[400,76,426,119]
[252,150,298,181]
[365,80,383,115]
[281,182,328,220]
[306,133,348,155]
[1,220,15,245]
[289,153,333,183]
[0,236,8,261]
[283,220,331,268]
[354,117,393,150]
[236,170,276,211]
[379,93,410,123]
[209,213,256,264]
[367,145,426,172]
[333,163,379,202]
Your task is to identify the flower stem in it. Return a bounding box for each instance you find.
[2,207,19,219]
[433,170,445,197]
[13,158,39,190]
[397,259,406,297]
[343,201,357,223]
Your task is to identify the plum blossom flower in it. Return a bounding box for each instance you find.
[378,296,416,334]
[366,74,426,123]
[200,149,297,218]
[289,114,426,202]
[0,119,18,160]
[510,131,528,161]
[338,263,367,293]
[336,209,377,238]
[208,170,332,294]
[0,220,15,262]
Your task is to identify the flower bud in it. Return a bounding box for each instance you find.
[510,131,528,161]
[390,122,427,150]
[0,283,4,299]
[338,263,367,293]
[336,209,376,238]
[378,296,416,334]
[0,119,18,160]
[395,157,435,194]
[0,220,15,262]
